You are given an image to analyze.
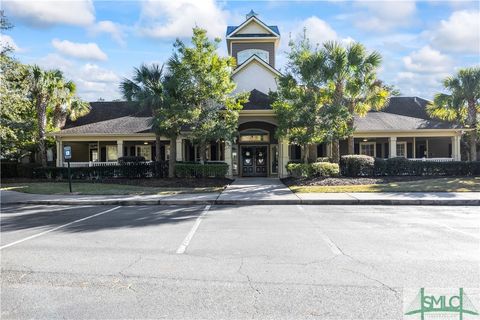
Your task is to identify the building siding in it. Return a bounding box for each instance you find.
[231,42,275,68]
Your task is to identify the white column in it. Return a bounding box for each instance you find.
[452,135,461,161]
[117,140,123,160]
[389,137,397,158]
[56,139,62,167]
[279,138,290,178]
[413,137,416,159]
[224,141,233,178]
[176,137,183,161]
[326,142,332,158]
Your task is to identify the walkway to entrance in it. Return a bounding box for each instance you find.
[217,178,298,203]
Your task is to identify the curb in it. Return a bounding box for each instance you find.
[5,199,480,206]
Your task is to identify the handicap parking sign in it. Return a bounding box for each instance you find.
[63,145,72,160]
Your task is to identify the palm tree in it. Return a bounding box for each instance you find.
[51,75,90,129]
[29,65,58,167]
[321,41,389,161]
[427,67,480,161]
[120,64,188,177]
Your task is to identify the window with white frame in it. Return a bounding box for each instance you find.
[360,142,376,157]
[106,145,118,161]
[396,141,407,158]
[237,49,269,65]
[136,145,152,161]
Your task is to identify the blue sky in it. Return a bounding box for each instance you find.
[2,0,479,101]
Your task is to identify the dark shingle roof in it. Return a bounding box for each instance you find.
[382,96,430,119]
[63,101,149,128]
[243,89,273,110]
[354,112,461,131]
[59,116,153,135]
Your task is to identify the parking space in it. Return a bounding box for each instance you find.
[1,204,479,319]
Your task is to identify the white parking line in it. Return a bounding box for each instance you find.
[0,206,121,250]
[431,221,480,240]
[320,233,343,255]
[176,205,211,254]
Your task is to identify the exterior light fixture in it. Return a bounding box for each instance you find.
[363,138,368,142]
[144,142,148,145]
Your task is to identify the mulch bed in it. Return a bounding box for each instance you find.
[2,178,233,188]
[281,176,443,187]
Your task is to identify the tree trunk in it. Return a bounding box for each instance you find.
[467,100,477,161]
[468,131,477,161]
[331,139,340,163]
[168,137,176,178]
[155,134,161,161]
[302,144,309,164]
[199,142,207,164]
[36,99,48,167]
[347,136,355,154]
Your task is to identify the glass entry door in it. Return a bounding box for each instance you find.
[241,146,268,177]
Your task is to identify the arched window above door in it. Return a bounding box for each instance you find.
[237,49,269,65]
[239,128,270,143]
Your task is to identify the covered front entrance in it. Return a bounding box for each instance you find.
[241,145,268,177]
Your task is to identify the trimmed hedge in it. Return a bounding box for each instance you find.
[286,161,339,178]
[175,162,229,178]
[374,158,480,176]
[316,157,331,163]
[340,155,375,177]
[311,162,340,177]
[339,155,480,177]
[33,161,169,180]
[1,162,39,178]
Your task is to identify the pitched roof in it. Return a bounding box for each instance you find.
[63,101,149,128]
[243,89,273,110]
[58,116,154,135]
[354,112,461,131]
[226,16,280,37]
[382,96,430,120]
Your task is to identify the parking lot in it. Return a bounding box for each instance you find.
[1,204,479,319]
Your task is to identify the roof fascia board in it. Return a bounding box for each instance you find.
[228,16,279,38]
[232,55,282,76]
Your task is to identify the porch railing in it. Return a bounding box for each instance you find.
[408,157,454,162]
[62,161,119,168]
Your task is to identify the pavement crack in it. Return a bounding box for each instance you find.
[237,257,261,319]
[341,267,400,299]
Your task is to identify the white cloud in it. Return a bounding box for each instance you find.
[52,39,108,61]
[79,63,120,83]
[0,34,23,52]
[403,46,453,73]
[89,20,126,47]
[429,10,480,54]
[290,16,338,46]
[393,46,456,98]
[352,1,416,32]
[36,54,121,101]
[139,0,229,39]
[2,0,95,27]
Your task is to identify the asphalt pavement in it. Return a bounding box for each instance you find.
[1,204,479,319]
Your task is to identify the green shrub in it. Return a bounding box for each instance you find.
[32,161,169,180]
[374,158,480,176]
[340,155,375,177]
[1,162,40,178]
[286,161,339,178]
[286,163,313,178]
[175,162,228,178]
[311,162,339,177]
[316,157,331,163]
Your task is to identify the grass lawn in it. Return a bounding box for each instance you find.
[0,182,223,195]
[289,177,480,193]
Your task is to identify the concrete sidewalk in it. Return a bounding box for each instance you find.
[1,179,479,206]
